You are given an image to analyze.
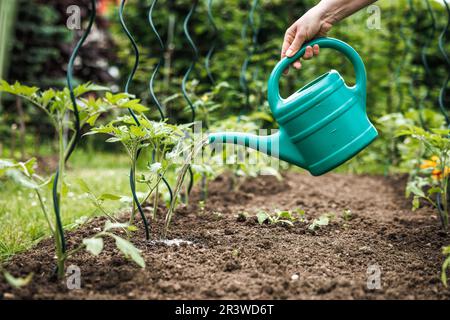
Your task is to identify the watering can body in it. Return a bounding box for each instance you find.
[209,37,378,176]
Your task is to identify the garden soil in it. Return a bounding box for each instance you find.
[1,172,450,299]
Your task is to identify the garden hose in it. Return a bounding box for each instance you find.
[181,0,199,197]
[119,0,150,239]
[148,0,174,210]
[52,0,97,255]
[205,0,218,85]
[438,0,450,126]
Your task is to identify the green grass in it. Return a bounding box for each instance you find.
[0,151,149,261]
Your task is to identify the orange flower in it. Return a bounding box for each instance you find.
[421,160,437,169]
[431,156,440,162]
[432,168,442,175]
[431,167,450,180]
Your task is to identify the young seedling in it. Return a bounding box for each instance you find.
[88,115,188,239]
[164,135,209,237]
[256,209,302,227]
[0,267,33,289]
[442,245,450,287]
[342,209,353,222]
[397,125,450,229]
[0,80,147,278]
[77,220,145,268]
[0,157,145,282]
[308,213,335,231]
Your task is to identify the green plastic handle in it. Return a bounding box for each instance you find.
[268,37,367,113]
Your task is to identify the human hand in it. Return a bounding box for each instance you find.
[281,6,332,74]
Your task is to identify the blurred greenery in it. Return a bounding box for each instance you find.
[1,0,450,267]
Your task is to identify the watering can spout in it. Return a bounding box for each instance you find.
[208,129,306,169]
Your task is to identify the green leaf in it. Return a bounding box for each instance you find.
[104,221,129,231]
[442,256,450,287]
[3,271,33,289]
[111,235,145,268]
[105,137,122,143]
[76,178,91,194]
[86,113,100,126]
[98,193,122,201]
[41,89,56,107]
[308,214,330,231]
[277,210,294,220]
[6,170,39,189]
[406,182,426,198]
[127,225,138,232]
[83,237,104,256]
[427,187,442,196]
[257,212,269,225]
[412,196,420,210]
[73,83,109,97]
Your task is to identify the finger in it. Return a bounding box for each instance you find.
[286,31,306,57]
[293,61,302,69]
[313,44,320,56]
[303,46,313,60]
[281,27,296,58]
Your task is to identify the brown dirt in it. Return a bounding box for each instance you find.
[1,172,450,300]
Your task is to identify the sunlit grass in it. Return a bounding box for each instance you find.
[0,151,148,261]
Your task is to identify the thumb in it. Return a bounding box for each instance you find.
[285,32,306,57]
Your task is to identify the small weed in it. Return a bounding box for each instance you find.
[212,211,223,220]
[198,200,205,214]
[236,212,248,222]
[342,209,353,222]
[232,248,240,258]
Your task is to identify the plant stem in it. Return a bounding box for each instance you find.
[153,183,159,220]
[55,125,66,279]
[129,156,137,225]
[35,189,55,236]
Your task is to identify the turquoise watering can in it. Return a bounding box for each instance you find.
[208,37,378,176]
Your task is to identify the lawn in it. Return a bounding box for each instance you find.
[0,151,138,260]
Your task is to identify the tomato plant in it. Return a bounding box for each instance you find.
[0,80,147,277]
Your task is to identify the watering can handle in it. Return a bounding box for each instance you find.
[268,37,366,112]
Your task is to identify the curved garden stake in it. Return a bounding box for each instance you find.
[436,0,450,224]
[239,0,259,113]
[438,0,450,126]
[149,0,165,120]
[119,0,150,240]
[181,0,199,198]
[419,0,437,130]
[148,0,174,209]
[407,0,423,128]
[52,0,97,263]
[181,0,199,123]
[205,0,218,85]
[395,6,408,112]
